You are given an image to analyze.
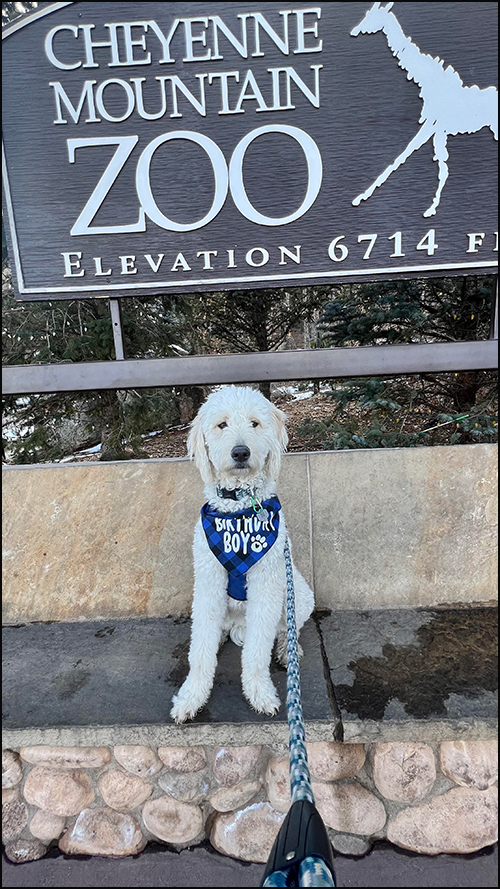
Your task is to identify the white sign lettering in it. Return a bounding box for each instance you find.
[68,125,322,234]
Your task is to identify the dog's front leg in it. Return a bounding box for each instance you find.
[241,561,284,716]
[170,524,228,723]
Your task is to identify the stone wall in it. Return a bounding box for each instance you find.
[3,741,497,864]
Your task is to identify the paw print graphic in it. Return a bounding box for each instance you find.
[250,534,268,553]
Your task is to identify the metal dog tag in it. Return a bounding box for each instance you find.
[255,508,270,522]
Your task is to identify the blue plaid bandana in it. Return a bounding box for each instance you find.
[201,496,281,600]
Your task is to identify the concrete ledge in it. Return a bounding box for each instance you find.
[2,615,337,749]
[2,443,498,624]
[3,607,497,749]
[318,606,498,743]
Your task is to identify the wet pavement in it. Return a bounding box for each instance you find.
[3,607,497,743]
[318,606,498,738]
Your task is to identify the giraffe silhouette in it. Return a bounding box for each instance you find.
[350,2,498,217]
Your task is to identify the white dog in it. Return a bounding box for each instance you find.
[170,385,314,723]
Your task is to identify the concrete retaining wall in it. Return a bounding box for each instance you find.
[2,444,497,624]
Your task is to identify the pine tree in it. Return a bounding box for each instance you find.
[190,286,326,398]
[2,264,196,462]
[298,276,498,450]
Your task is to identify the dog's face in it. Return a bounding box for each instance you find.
[187,386,288,484]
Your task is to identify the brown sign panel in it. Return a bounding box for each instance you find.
[2,1,498,301]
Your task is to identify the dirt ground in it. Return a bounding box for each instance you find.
[62,388,336,462]
[63,381,497,463]
[145,389,335,459]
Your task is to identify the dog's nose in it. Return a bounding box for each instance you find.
[231,445,250,464]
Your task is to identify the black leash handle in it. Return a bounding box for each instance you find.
[261,798,336,886]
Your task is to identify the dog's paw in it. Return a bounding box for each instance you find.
[244,679,281,716]
[229,624,245,647]
[170,699,199,724]
[170,690,204,724]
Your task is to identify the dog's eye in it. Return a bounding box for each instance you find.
[218,421,228,429]
[251,421,259,428]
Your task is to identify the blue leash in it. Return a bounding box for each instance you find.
[261,538,336,887]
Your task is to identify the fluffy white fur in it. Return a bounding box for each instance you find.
[170,385,314,723]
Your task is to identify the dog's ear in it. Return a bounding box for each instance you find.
[266,404,289,480]
[187,411,214,483]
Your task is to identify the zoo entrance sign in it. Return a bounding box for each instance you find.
[2,1,498,302]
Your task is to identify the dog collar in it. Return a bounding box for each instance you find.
[216,485,254,501]
[216,484,273,520]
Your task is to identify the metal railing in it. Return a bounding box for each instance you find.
[2,285,497,396]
